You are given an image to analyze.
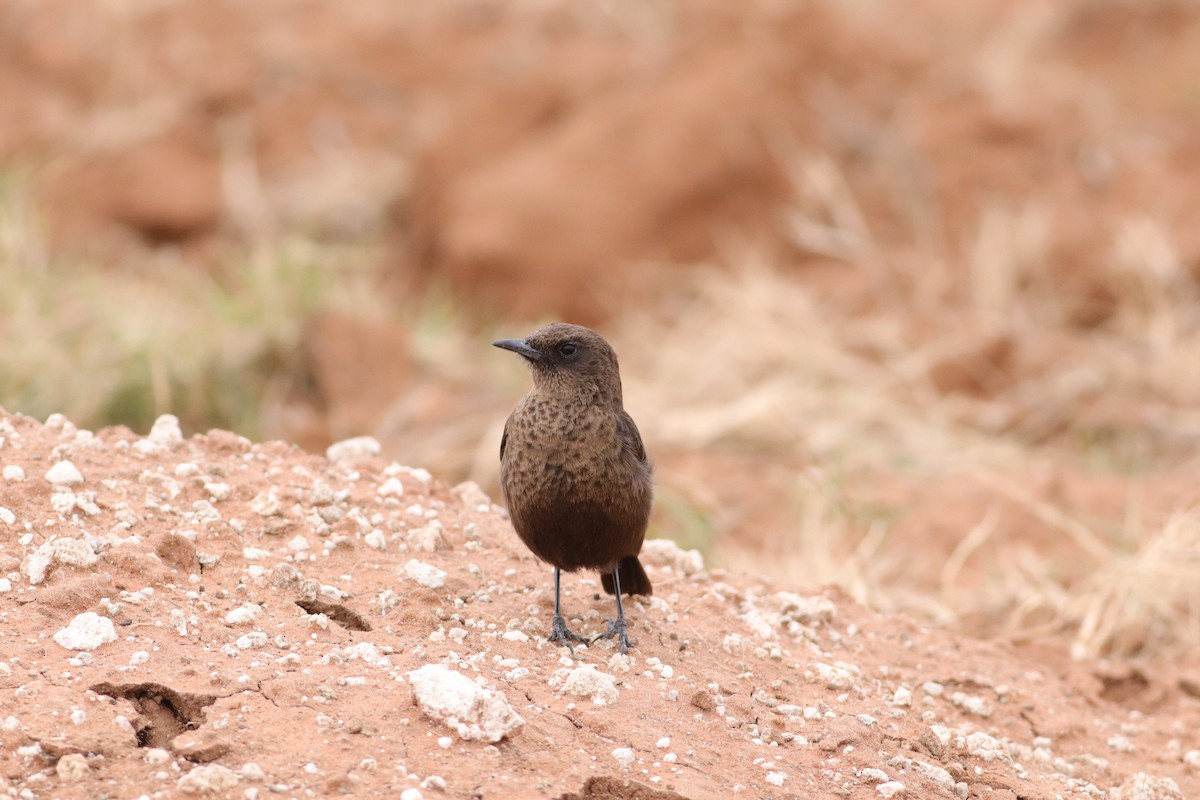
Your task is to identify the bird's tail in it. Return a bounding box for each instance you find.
[602,556,653,597]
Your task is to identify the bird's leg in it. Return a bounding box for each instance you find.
[548,568,589,653]
[592,567,632,654]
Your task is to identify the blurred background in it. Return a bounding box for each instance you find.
[3,0,1200,659]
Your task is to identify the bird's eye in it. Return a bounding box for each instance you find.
[558,342,578,358]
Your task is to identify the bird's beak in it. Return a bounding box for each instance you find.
[492,338,542,362]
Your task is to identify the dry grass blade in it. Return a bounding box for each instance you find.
[1066,507,1200,659]
[971,472,1112,562]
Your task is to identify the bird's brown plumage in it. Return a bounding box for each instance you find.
[496,323,653,599]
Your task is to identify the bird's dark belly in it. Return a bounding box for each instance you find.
[511,497,644,572]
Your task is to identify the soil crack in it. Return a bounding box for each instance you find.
[295,598,372,631]
[90,682,218,748]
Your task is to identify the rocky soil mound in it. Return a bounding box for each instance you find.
[0,409,1197,799]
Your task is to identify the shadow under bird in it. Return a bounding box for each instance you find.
[494,322,653,654]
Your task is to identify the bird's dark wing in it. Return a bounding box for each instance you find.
[500,417,510,462]
[616,411,648,464]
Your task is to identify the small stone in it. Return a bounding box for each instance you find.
[400,789,424,800]
[877,781,906,797]
[3,465,25,482]
[612,747,635,769]
[326,437,381,463]
[766,771,786,787]
[404,560,447,589]
[690,689,715,710]
[1114,773,1183,800]
[56,753,90,781]
[249,491,282,518]
[22,542,54,585]
[562,667,619,706]
[407,521,445,553]
[177,763,240,794]
[241,763,266,782]
[148,415,185,448]
[144,748,172,765]
[54,537,98,568]
[172,730,232,762]
[204,482,231,501]
[53,612,118,651]
[225,604,262,625]
[236,632,268,650]
[45,460,84,486]
[640,538,704,576]
[949,692,991,718]
[407,664,524,742]
[378,477,404,497]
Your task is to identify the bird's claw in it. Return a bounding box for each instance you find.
[591,617,632,654]
[549,614,590,655]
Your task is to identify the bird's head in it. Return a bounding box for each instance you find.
[493,322,623,402]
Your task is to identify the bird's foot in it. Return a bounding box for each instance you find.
[591,616,632,654]
[548,614,590,654]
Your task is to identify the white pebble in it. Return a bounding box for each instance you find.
[656,737,670,749]
[326,437,381,463]
[225,604,263,625]
[148,414,184,447]
[129,651,150,666]
[562,667,619,706]
[236,633,268,650]
[400,789,423,800]
[53,612,117,651]
[144,748,171,765]
[45,460,84,486]
[437,736,453,749]
[612,747,635,769]
[378,477,404,497]
[403,560,447,590]
[56,753,90,781]
[205,482,231,501]
[407,521,444,553]
[877,781,906,797]
[3,465,25,482]
[177,763,239,794]
[407,664,523,742]
[766,771,786,787]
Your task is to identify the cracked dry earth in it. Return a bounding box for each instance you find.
[1,410,1199,800]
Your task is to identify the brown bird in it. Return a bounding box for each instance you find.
[494,322,653,653]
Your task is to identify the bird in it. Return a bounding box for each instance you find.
[494,322,653,654]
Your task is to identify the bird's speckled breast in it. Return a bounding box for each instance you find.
[501,394,636,501]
